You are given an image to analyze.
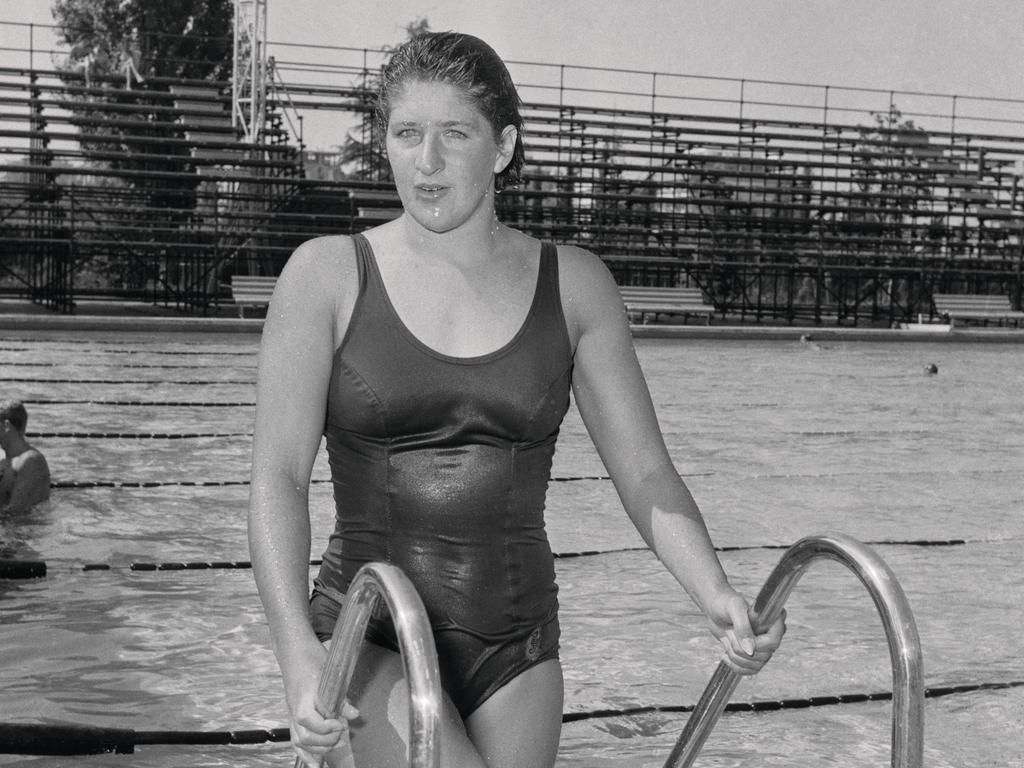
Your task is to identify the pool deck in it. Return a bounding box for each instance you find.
[2,300,1024,342]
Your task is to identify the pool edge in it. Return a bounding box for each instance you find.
[2,312,1024,342]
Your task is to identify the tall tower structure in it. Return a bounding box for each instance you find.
[232,0,267,142]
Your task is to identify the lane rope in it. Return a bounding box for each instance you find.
[2,362,254,370]
[561,679,1024,723]
[35,432,251,439]
[3,377,254,385]
[49,478,609,486]
[47,466,1017,485]
[0,342,254,355]
[751,467,1018,479]
[53,480,253,488]
[48,474,715,488]
[0,723,290,755]
[0,539,982,579]
[27,400,255,407]
[1,681,1020,755]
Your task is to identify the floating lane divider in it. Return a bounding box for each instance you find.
[37,432,251,439]
[53,480,254,488]
[0,540,975,580]
[561,679,1024,723]
[49,476,611,490]
[26,400,257,406]
[0,560,47,579]
[0,723,289,756]
[0,341,255,354]
[49,477,612,489]
[50,473,727,489]
[2,378,256,385]
[2,681,1021,756]
[4,362,256,370]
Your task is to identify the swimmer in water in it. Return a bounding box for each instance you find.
[0,400,51,515]
[248,31,786,768]
[799,333,828,351]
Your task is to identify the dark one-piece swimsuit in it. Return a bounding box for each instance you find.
[309,233,574,719]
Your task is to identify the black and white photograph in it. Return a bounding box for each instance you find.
[1,2,1022,766]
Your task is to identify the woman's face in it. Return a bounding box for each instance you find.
[386,79,516,234]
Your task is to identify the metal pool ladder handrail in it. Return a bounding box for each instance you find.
[664,533,924,768]
[294,562,442,768]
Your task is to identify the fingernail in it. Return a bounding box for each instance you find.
[742,639,755,655]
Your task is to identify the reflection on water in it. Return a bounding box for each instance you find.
[1,334,1022,767]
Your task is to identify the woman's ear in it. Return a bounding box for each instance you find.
[493,125,518,173]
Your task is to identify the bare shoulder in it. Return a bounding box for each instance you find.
[553,244,625,340]
[555,244,618,296]
[265,235,361,334]
[14,449,50,480]
[19,448,49,471]
[276,235,358,300]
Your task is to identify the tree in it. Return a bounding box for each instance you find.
[844,104,936,257]
[51,0,234,218]
[53,0,233,84]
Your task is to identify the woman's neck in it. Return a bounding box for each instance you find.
[395,206,508,268]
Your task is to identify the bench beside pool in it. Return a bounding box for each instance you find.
[619,285,713,325]
[932,293,1024,328]
[228,275,277,318]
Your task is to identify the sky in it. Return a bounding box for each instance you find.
[3,0,1023,148]
[4,0,1023,96]
[261,0,1024,99]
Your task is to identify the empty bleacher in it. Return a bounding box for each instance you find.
[2,27,1023,324]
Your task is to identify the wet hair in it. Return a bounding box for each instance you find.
[0,399,27,433]
[376,31,525,190]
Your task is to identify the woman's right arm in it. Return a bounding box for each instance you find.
[247,237,356,764]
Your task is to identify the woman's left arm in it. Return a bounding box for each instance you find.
[561,248,784,673]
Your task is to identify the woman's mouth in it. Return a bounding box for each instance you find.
[416,184,448,197]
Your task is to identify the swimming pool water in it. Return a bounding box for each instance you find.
[1,332,1022,766]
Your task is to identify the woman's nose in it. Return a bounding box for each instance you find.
[415,133,444,175]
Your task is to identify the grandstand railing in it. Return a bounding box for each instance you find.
[2,22,1022,323]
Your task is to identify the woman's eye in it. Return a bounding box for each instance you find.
[445,129,467,139]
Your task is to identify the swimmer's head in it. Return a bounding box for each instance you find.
[376,31,525,190]
[923,363,938,375]
[0,399,27,434]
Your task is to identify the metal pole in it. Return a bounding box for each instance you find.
[295,562,441,768]
[664,533,924,768]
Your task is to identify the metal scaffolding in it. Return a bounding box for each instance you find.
[232,0,267,143]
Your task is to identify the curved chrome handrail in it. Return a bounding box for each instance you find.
[294,562,442,768]
[664,533,924,768]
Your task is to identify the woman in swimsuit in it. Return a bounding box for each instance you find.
[248,31,785,768]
